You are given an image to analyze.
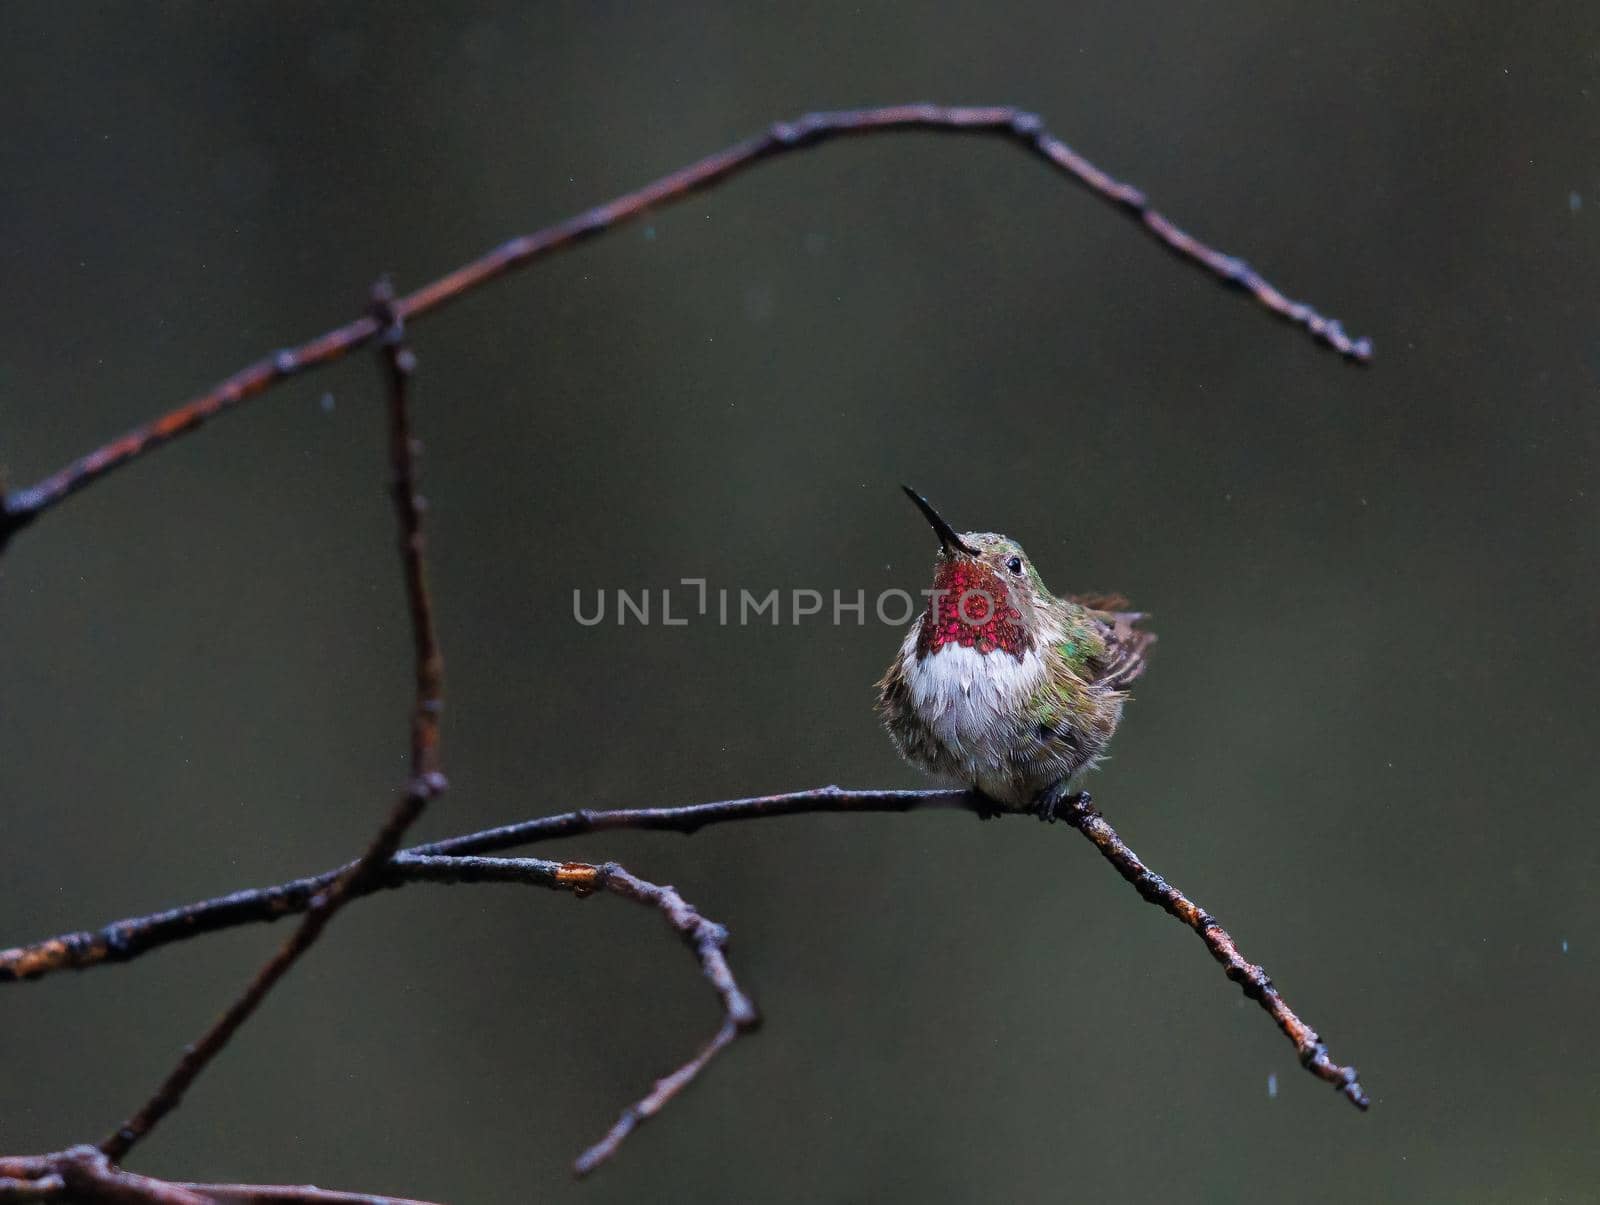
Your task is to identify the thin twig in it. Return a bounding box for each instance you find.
[96,286,450,1163]
[1055,791,1370,1108]
[168,1186,438,1205]
[375,279,446,783]
[396,854,760,1175]
[0,1145,442,1204]
[0,103,1371,543]
[3,784,1367,1126]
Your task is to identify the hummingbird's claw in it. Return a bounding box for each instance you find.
[1034,783,1089,824]
[1034,783,1063,823]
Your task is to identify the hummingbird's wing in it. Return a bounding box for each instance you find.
[1082,607,1156,692]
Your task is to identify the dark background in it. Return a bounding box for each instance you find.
[2,3,1597,1202]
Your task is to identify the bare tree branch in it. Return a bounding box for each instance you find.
[3,783,1369,1155]
[0,788,972,982]
[0,102,1371,552]
[1051,790,1369,1108]
[0,1146,441,1204]
[97,286,450,1164]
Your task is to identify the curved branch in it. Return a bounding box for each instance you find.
[0,103,1371,539]
[396,854,760,1175]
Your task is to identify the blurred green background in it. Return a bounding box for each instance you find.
[2,3,1597,1202]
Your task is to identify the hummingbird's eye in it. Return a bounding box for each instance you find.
[1006,556,1023,575]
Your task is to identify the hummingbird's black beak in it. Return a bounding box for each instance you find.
[901,486,977,556]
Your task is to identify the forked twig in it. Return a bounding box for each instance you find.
[96,285,449,1165]
[0,789,972,982]
[3,783,1369,1168]
[396,854,760,1175]
[0,103,1370,550]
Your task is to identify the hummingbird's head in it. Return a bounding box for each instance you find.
[899,486,1051,660]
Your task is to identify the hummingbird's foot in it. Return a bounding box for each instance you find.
[1034,784,1090,824]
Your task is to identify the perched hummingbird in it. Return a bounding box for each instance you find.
[878,487,1155,818]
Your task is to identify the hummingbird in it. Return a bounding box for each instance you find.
[878,487,1155,819]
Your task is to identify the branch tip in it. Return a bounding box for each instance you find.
[1052,789,1369,1110]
